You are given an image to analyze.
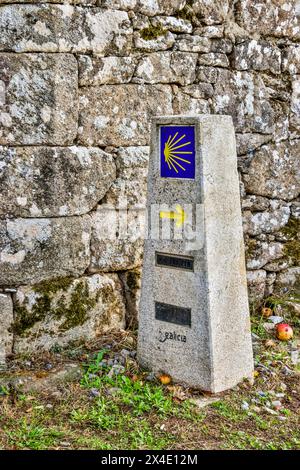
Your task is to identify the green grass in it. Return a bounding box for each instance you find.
[0,329,299,450]
[210,400,248,422]
[80,350,200,420]
[4,418,64,450]
[223,429,300,450]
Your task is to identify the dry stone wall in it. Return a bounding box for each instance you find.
[0,0,299,361]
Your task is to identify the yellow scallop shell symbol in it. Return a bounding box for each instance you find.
[163,132,192,173]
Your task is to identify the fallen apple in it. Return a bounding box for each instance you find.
[276,323,293,341]
[159,373,172,385]
[262,307,273,318]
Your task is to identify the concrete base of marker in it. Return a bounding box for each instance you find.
[138,115,254,393]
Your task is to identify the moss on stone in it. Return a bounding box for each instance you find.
[100,284,113,304]
[140,25,167,41]
[34,277,74,296]
[281,217,300,265]
[281,217,300,240]
[245,238,258,258]
[126,270,140,292]
[12,277,101,336]
[57,281,97,332]
[283,240,300,265]
[176,1,196,23]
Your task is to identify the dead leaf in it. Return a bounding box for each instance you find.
[159,374,171,385]
[167,385,187,401]
[265,339,276,348]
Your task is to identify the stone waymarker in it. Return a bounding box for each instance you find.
[138,115,254,393]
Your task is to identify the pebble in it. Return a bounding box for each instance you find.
[89,388,100,398]
[145,372,156,382]
[277,416,287,421]
[252,406,261,413]
[116,357,126,366]
[107,365,125,378]
[280,382,287,391]
[106,387,120,396]
[291,350,299,364]
[251,398,260,404]
[271,400,282,410]
[46,403,53,409]
[268,316,283,324]
[282,366,293,375]
[120,349,131,358]
[264,407,278,415]
[88,373,97,379]
[263,322,275,331]
[60,441,71,447]
[241,401,249,411]
[44,362,53,371]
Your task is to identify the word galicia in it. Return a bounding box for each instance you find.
[158,330,187,343]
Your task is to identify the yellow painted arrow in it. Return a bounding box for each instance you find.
[159,204,186,228]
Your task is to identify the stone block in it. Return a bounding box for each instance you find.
[212,70,274,134]
[0,53,77,145]
[78,56,136,86]
[104,146,149,208]
[0,5,132,54]
[282,46,300,75]
[243,204,290,236]
[137,0,186,16]
[290,77,300,133]
[175,35,211,53]
[274,267,300,295]
[192,0,230,25]
[243,141,300,201]
[151,15,193,34]
[247,270,267,301]
[13,274,126,353]
[173,87,211,115]
[0,216,91,285]
[89,206,144,272]
[246,240,284,270]
[236,0,300,39]
[198,52,229,67]
[0,293,13,366]
[78,84,172,146]
[233,40,281,74]
[134,52,197,85]
[134,31,175,52]
[0,146,116,217]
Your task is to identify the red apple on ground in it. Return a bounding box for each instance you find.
[276,323,293,341]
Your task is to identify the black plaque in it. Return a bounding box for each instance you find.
[156,252,194,271]
[155,302,191,327]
